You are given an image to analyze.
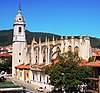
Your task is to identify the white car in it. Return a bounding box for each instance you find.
[38,87,44,92]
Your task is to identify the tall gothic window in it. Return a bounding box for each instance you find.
[19,27,22,33]
[43,49,46,63]
[47,77,49,83]
[36,56,37,63]
[56,47,60,56]
[74,46,79,53]
[33,74,34,80]
[40,75,41,82]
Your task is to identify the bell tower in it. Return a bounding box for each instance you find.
[12,4,26,77]
[13,4,26,42]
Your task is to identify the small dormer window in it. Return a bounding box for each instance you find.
[19,27,22,33]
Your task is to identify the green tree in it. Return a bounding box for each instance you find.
[0,56,12,74]
[88,57,94,62]
[44,52,92,88]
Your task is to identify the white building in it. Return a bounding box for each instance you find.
[12,5,92,91]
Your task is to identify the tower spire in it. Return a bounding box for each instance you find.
[14,1,25,25]
[18,1,21,14]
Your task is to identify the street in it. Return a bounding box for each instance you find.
[7,76,46,93]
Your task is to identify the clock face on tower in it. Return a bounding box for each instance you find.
[18,18,22,21]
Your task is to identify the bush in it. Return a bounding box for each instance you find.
[0,76,6,82]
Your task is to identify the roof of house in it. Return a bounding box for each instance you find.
[79,59,88,66]
[0,53,11,57]
[32,62,46,69]
[92,49,100,57]
[85,60,100,67]
[0,47,7,51]
[15,64,30,70]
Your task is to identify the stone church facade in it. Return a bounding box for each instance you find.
[12,5,92,90]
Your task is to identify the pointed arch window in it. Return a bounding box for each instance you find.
[74,46,79,53]
[36,56,37,63]
[33,74,34,80]
[19,27,22,33]
[47,77,49,83]
[43,49,46,63]
[40,75,41,82]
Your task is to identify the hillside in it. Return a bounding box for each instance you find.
[0,29,100,48]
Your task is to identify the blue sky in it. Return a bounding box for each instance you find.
[0,0,100,38]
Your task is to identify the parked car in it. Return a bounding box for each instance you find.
[38,87,44,92]
[49,87,62,93]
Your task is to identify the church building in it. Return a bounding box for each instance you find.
[12,5,92,90]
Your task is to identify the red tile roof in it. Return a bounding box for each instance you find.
[38,59,60,69]
[79,59,88,66]
[15,64,30,70]
[38,65,45,69]
[92,49,100,57]
[31,59,89,69]
[32,62,46,69]
[0,53,11,57]
[85,60,100,67]
[0,47,7,51]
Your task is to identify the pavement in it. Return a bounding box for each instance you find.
[6,76,47,93]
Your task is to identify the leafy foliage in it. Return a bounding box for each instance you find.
[0,29,13,46]
[0,56,12,73]
[44,52,92,88]
[88,57,95,62]
[0,80,21,88]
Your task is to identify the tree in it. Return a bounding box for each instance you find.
[0,56,12,74]
[44,52,92,89]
